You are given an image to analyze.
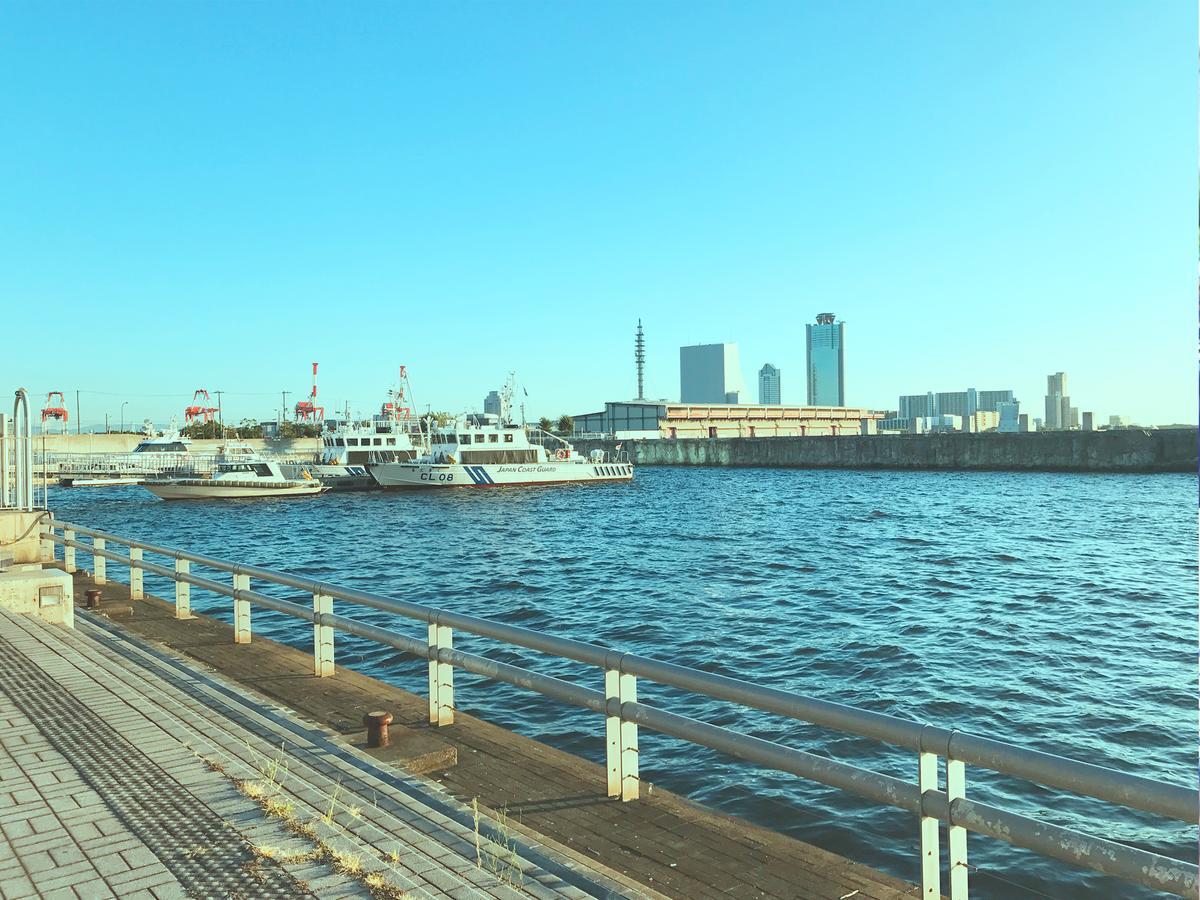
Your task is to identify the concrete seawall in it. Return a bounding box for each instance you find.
[574,429,1197,473]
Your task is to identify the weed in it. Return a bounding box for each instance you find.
[181,845,209,860]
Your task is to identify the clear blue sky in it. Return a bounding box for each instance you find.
[1,2,1194,428]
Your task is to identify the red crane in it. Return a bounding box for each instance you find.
[381,365,411,421]
[41,392,69,433]
[184,390,218,425]
[294,362,324,423]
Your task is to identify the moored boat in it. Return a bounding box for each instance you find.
[282,378,420,491]
[142,442,327,500]
[369,379,632,490]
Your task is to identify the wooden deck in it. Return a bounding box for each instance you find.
[64,569,919,900]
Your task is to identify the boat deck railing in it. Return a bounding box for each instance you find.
[44,518,1198,898]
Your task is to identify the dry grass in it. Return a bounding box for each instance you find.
[471,797,524,887]
[199,752,412,900]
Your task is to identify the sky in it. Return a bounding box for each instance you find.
[0,1,1194,429]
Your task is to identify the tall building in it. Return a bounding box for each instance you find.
[997,400,1020,433]
[483,391,502,416]
[1044,372,1070,430]
[1081,412,1094,431]
[805,313,845,406]
[680,343,744,403]
[758,364,781,405]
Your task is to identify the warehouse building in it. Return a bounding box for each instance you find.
[572,400,882,440]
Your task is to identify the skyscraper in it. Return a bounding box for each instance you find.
[680,343,744,403]
[805,313,845,406]
[758,364,781,404]
[483,391,502,416]
[1044,372,1070,430]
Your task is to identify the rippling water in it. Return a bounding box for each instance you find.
[49,468,1197,898]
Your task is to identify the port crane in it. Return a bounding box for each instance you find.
[380,365,412,423]
[40,392,69,433]
[294,362,325,423]
[184,390,218,425]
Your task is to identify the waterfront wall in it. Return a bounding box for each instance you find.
[33,434,322,455]
[573,429,1196,473]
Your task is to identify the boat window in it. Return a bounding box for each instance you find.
[347,438,358,446]
[251,464,273,477]
[459,435,471,444]
[504,434,514,443]
[374,438,382,446]
[474,434,485,443]
[488,434,499,443]
[386,438,395,445]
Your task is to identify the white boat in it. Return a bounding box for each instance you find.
[370,379,632,490]
[282,383,420,491]
[131,420,192,457]
[61,476,143,488]
[142,442,328,500]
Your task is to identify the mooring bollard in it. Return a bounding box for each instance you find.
[363,711,394,748]
[85,589,102,610]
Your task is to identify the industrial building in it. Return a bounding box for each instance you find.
[680,343,744,403]
[805,313,845,406]
[758,364,781,404]
[572,400,882,440]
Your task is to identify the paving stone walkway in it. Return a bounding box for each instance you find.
[0,609,657,899]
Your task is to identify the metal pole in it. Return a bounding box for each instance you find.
[121,401,128,433]
[215,391,223,427]
[0,413,9,508]
[75,390,80,435]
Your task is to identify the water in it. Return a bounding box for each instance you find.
[50,468,1197,898]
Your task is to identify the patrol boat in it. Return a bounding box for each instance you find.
[369,418,631,489]
[370,376,631,489]
[284,388,420,491]
[143,442,328,500]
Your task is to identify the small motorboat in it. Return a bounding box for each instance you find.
[142,442,328,500]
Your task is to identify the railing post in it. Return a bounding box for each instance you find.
[427,618,454,725]
[947,754,969,899]
[174,558,190,618]
[63,529,75,574]
[233,572,250,643]
[38,522,53,563]
[129,547,143,599]
[93,537,106,584]
[313,593,334,677]
[605,657,639,801]
[918,750,941,899]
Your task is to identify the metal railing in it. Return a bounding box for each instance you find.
[43,518,1198,898]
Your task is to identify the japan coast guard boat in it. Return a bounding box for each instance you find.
[282,383,420,491]
[369,416,633,489]
[142,442,328,500]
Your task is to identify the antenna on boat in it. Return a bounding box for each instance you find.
[498,372,516,425]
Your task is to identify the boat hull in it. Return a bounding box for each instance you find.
[370,461,633,489]
[280,464,378,492]
[142,481,328,500]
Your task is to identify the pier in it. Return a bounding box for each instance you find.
[1,390,1196,898]
[1,511,1191,898]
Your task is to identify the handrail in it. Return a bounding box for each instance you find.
[44,518,1198,898]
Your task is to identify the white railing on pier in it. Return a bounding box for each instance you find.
[43,518,1199,898]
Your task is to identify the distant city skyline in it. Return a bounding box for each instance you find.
[1,3,1193,428]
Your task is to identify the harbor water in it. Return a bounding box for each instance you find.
[49,468,1198,898]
